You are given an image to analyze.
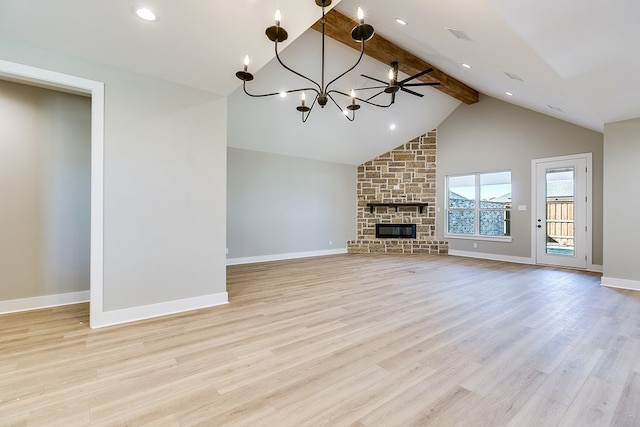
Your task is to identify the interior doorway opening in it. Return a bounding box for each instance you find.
[0,60,104,327]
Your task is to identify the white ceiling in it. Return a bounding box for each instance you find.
[340,0,640,132]
[0,0,326,96]
[2,0,637,164]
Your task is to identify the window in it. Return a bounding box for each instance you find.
[446,171,511,240]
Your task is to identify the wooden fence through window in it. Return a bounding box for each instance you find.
[546,199,574,247]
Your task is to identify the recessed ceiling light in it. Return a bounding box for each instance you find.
[396,18,408,26]
[461,63,472,69]
[133,7,157,22]
[279,91,287,98]
[505,91,514,97]
[389,124,397,130]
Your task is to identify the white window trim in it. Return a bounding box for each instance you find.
[444,233,513,243]
[445,170,512,241]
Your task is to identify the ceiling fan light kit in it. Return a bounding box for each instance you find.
[235,0,440,123]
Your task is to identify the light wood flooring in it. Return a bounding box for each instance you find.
[1,254,640,426]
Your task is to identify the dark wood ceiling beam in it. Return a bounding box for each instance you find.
[311,9,479,105]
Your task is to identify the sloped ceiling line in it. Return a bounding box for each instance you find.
[311,9,479,105]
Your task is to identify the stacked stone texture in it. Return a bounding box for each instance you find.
[347,130,448,255]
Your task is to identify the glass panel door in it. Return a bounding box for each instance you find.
[545,168,575,256]
[535,156,587,269]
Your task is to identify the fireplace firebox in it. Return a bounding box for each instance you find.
[376,223,416,239]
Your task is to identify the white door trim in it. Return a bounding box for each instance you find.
[531,153,593,269]
[0,59,105,327]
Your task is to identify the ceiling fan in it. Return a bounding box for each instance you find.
[360,61,441,104]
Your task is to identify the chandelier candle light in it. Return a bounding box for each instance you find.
[236,0,390,123]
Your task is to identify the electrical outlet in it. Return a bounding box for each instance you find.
[473,243,478,249]
[329,240,333,246]
[226,248,229,254]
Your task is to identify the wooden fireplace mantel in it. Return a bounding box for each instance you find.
[366,203,429,214]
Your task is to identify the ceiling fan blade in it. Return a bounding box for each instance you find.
[361,74,390,85]
[398,68,434,85]
[357,85,392,91]
[366,90,385,102]
[402,82,441,87]
[401,87,425,98]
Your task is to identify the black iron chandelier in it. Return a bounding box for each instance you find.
[235,0,394,122]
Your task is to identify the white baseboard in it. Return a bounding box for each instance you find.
[448,250,535,265]
[0,290,90,315]
[227,248,348,266]
[601,276,640,292]
[90,292,228,329]
[588,264,603,273]
[449,250,604,273]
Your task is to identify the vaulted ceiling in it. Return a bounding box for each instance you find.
[1,0,637,165]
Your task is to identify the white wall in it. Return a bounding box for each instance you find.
[602,118,640,289]
[0,79,90,300]
[0,41,228,324]
[227,147,356,261]
[100,71,227,312]
[438,95,604,264]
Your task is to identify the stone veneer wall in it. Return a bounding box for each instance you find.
[347,130,448,254]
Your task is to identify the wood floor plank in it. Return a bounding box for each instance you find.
[1,253,633,426]
[305,362,439,426]
[359,358,483,426]
[505,393,569,427]
[592,335,640,383]
[560,376,626,426]
[536,343,605,406]
[610,371,640,427]
[457,366,548,426]
[259,364,390,426]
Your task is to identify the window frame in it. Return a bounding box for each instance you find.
[445,170,513,242]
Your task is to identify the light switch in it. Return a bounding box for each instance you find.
[518,205,527,211]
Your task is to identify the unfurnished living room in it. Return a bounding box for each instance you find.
[1,0,639,426]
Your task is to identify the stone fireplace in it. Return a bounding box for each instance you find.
[347,130,448,254]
